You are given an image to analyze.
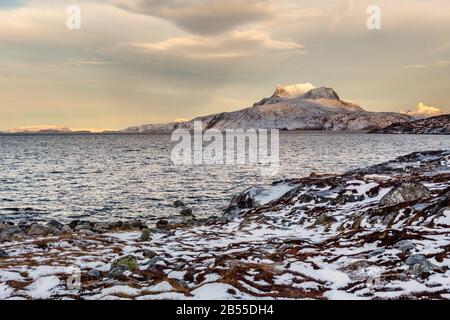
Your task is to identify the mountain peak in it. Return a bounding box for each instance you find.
[254,84,342,107]
[301,87,340,100]
[273,83,315,98]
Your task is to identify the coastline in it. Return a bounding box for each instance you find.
[1,150,449,300]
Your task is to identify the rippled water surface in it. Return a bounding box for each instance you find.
[1,133,449,222]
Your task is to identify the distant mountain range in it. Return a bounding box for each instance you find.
[0,126,113,135]
[371,114,450,134]
[1,126,73,134]
[123,84,412,133]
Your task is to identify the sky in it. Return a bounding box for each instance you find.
[0,0,449,131]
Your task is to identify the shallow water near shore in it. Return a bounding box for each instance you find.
[0,132,449,223]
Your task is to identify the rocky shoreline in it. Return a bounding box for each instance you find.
[1,150,449,300]
[370,114,450,134]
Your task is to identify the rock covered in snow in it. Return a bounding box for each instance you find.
[380,183,431,207]
[225,182,295,218]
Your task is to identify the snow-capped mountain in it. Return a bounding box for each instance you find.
[123,84,411,133]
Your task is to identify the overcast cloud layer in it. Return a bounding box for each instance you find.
[0,0,449,130]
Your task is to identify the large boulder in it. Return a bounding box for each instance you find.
[226,187,265,214]
[174,200,186,208]
[74,221,94,232]
[180,208,193,217]
[380,183,431,207]
[410,260,439,276]
[224,183,293,218]
[156,219,169,230]
[0,225,22,238]
[27,224,59,236]
[47,220,64,230]
[405,254,427,266]
[394,240,415,253]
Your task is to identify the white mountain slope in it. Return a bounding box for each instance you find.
[123,84,411,132]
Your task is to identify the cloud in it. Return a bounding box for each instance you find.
[402,103,444,118]
[403,64,426,69]
[62,59,116,66]
[403,60,450,69]
[131,30,304,59]
[435,60,450,67]
[113,0,274,35]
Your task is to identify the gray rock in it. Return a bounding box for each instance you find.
[68,220,80,229]
[409,260,437,276]
[405,254,427,266]
[142,249,157,259]
[0,225,21,237]
[314,214,337,226]
[74,221,94,231]
[298,193,332,204]
[380,183,431,207]
[382,212,397,225]
[107,221,123,230]
[0,249,8,258]
[93,222,111,233]
[130,219,146,230]
[27,224,58,236]
[139,229,153,242]
[47,220,64,230]
[147,257,164,270]
[88,269,102,280]
[394,240,415,253]
[224,186,266,217]
[108,265,128,278]
[122,221,131,230]
[180,208,193,217]
[61,225,73,234]
[174,200,186,208]
[369,248,386,257]
[332,193,365,205]
[156,219,169,230]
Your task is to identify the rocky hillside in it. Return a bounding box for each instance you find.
[123,84,411,133]
[371,114,450,134]
[0,150,449,299]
